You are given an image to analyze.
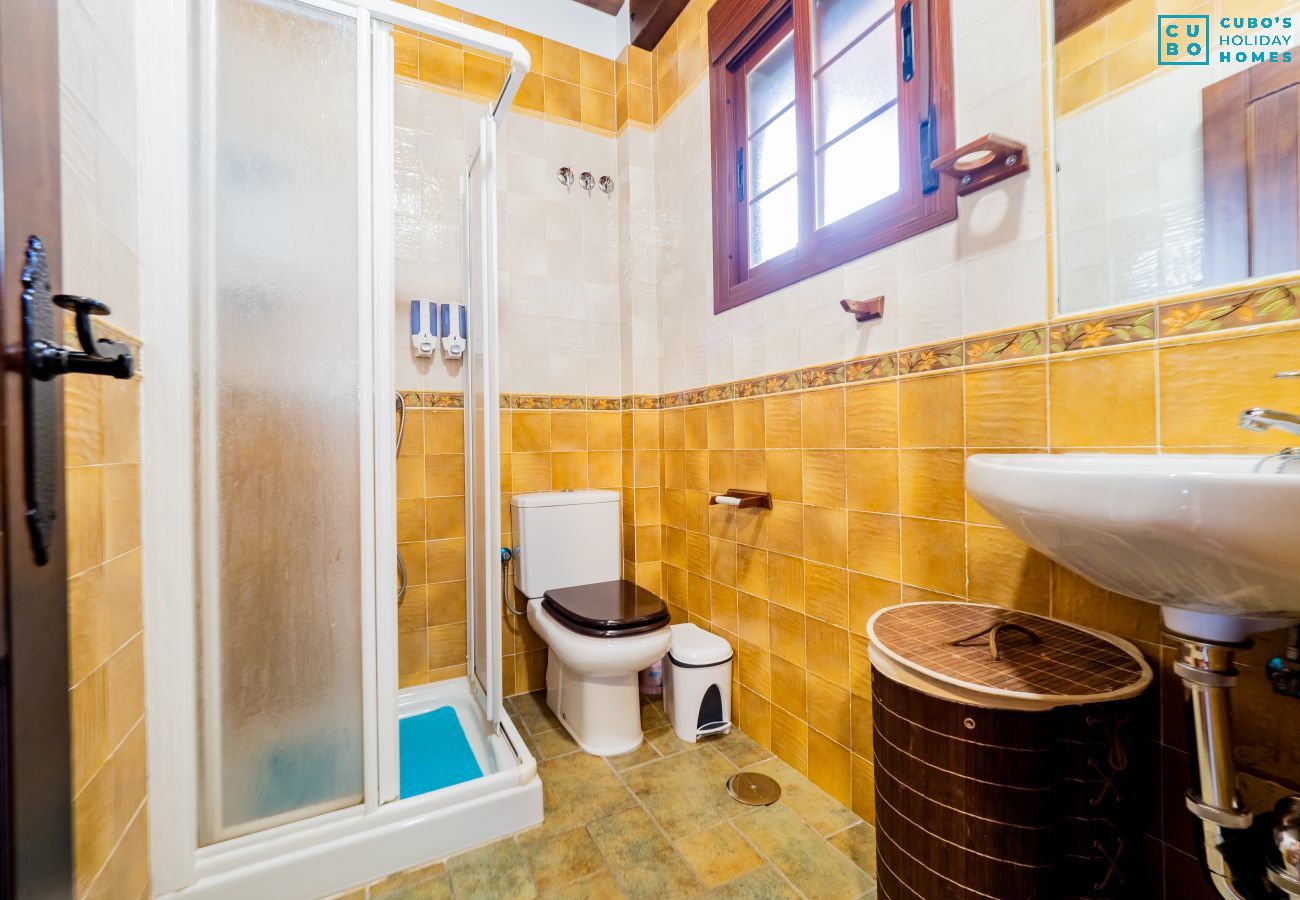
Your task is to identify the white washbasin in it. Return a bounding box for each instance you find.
[966,453,1300,642]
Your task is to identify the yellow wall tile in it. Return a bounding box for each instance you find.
[1057,18,1105,75]
[802,388,846,448]
[899,449,964,521]
[804,562,848,628]
[846,449,899,513]
[543,38,580,83]
[545,77,582,123]
[419,38,463,91]
[1160,330,1300,448]
[964,364,1047,448]
[846,382,898,448]
[1049,349,1157,447]
[966,525,1049,613]
[579,50,615,94]
[899,373,962,448]
[802,505,846,567]
[845,511,900,581]
[764,395,802,448]
[580,88,616,131]
[771,705,809,774]
[807,729,851,806]
[802,450,846,507]
[900,517,965,596]
[1057,60,1105,114]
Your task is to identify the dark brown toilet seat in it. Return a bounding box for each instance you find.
[541,580,670,638]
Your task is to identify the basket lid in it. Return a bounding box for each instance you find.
[867,602,1151,711]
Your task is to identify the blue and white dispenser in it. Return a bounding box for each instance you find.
[441,302,467,360]
[410,299,438,358]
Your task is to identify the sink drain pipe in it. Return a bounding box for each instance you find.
[1171,633,1300,900]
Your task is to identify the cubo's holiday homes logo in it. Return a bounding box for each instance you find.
[1158,14,1210,64]
[1157,13,1295,66]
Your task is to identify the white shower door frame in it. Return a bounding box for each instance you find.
[138,0,532,895]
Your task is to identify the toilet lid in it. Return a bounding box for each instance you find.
[542,580,670,638]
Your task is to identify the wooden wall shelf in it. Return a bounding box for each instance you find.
[931,134,1029,196]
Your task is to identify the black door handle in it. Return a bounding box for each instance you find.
[15,236,135,565]
[28,293,133,381]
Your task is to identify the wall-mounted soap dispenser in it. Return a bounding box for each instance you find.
[441,302,467,360]
[410,299,438,358]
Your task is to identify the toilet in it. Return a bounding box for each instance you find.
[512,490,672,756]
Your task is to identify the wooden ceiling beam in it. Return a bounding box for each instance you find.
[571,0,625,16]
[630,0,691,50]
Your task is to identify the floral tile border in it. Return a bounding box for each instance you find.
[1049,307,1156,353]
[964,328,1045,365]
[898,341,964,375]
[845,354,897,382]
[1159,283,1299,337]
[400,278,1300,413]
[800,362,846,389]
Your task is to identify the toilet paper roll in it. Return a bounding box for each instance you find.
[713,496,742,506]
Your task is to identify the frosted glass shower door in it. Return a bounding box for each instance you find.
[195,0,368,844]
[464,114,502,725]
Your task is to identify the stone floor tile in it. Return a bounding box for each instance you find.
[701,729,774,768]
[533,727,580,759]
[445,838,536,899]
[619,746,742,838]
[509,691,562,735]
[539,869,627,899]
[369,861,450,900]
[673,822,764,887]
[829,822,878,876]
[743,756,860,836]
[522,826,606,892]
[586,807,703,899]
[702,866,802,899]
[645,724,698,757]
[607,740,662,771]
[732,805,874,900]
[525,752,639,840]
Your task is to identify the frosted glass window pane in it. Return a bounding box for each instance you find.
[746,32,796,132]
[818,105,899,226]
[815,18,897,147]
[197,0,363,844]
[814,0,893,67]
[749,106,797,198]
[750,177,799,264]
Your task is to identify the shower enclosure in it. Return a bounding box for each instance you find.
[139,1,539,896]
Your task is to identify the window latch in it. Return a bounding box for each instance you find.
[736,148,745,202]
[919,102,939,195]
[900,2,915,82]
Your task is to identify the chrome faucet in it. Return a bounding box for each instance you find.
[1241,408,1300,435]
[1240,372,1300,436]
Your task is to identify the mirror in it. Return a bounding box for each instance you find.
[1051,4,1300,314]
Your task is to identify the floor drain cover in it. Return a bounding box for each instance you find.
[726,772,781,806]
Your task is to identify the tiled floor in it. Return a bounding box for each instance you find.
[333,692,878,899]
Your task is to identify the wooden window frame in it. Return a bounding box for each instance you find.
[708,0,957,313]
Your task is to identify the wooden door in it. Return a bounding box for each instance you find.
[0,0,74,896]
[1203,55,1300,285]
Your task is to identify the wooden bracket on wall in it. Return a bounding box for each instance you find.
[931,134,1029,196]
[840,296,884,322]
[709,490,772,509]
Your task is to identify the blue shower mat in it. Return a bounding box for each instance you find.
[399,706,484,799]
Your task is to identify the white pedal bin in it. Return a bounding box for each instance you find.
[664,623,733,743]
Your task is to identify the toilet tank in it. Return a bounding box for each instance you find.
[511,490,620,599]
